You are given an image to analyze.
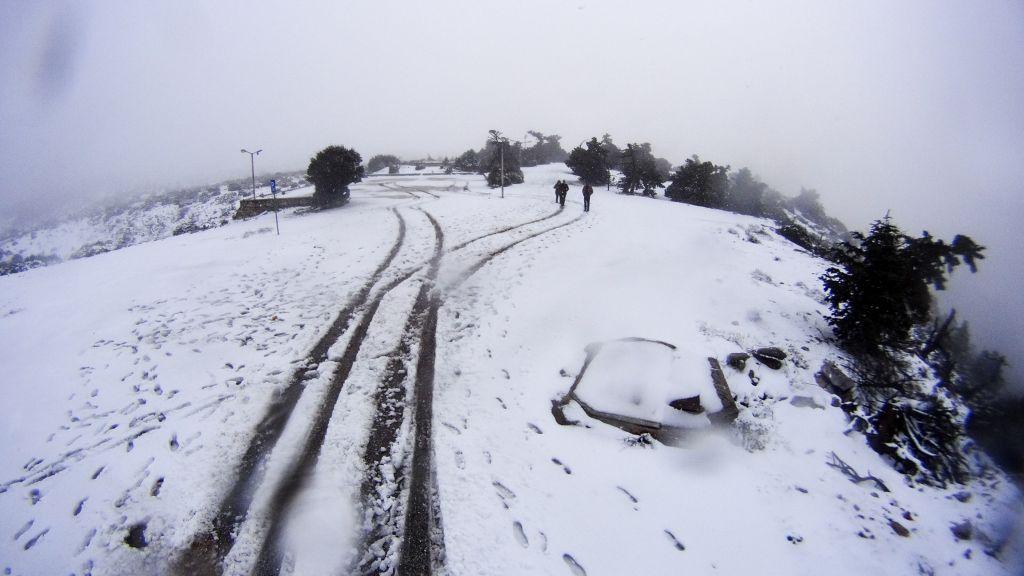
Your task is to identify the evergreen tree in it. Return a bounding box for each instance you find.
[366,154,401,174]
[521,131,569,166]
[453,149,479,172]
[821,215,985,354]
[565,137,610,185]
[664,155,730,207]
[727,167,767,216]
[307,145,364,207]
[481,131,524,188]
[600,134,621,170]
[617,143,664,196]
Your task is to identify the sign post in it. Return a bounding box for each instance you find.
[270,179,280,235]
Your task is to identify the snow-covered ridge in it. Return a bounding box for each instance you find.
[0,165,1019,575]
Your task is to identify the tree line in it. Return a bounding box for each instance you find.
[304,138,1017,484]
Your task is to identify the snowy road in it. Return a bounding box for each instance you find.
[1,166,1019,576]
[169,177,586,575]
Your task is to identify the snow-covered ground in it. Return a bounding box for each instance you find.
[0,166,1020,575]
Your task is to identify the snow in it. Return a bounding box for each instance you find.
[0,165,1020,575]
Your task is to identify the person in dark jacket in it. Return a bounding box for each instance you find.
[553,180,562,203]
[582,183,593,212]
[558,181,567,207]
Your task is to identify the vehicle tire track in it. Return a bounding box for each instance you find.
[353,212,444,575]
[175,207,407,576]
[450,212,585,292]
[398,211,586,576]
[251,210,445,576]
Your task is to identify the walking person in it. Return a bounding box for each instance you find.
[582,183,593,212]
[553,180,562,203]
[558,181,567,207]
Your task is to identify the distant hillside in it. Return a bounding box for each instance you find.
[0,171,309,276]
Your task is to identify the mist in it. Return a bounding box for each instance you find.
[1,0,1022,380]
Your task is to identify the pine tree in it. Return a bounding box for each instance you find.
[727,168,767,216]
[821,215,985,354]
[664,155,729,207]
[617,143,664,196]
[565,137,609,185]
[600,134,621,170]
[481,132,524,188]
[366,154,401,174]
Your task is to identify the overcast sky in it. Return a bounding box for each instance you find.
[1,0,1022,380]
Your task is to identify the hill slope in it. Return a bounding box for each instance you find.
[0,165,1019,576]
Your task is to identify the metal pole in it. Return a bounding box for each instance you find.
[270,181,280,235]
[500,141,505,199]
[250,155,256,201]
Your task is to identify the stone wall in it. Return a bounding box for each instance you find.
[233,196,313,220]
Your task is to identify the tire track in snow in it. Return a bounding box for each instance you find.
[398,210,587,576]
[176,208,407,575]
[251,210,445,576]
[186,198,574,575]
[353,212,444,574]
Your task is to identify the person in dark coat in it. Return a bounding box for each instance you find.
[558,181,567,207]
[553,180,562,203]
[582,183,593,212]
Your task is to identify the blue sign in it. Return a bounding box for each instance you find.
[270,179,277,193]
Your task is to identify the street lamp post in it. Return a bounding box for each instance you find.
[240,148,262,201]
[489,130,506,199]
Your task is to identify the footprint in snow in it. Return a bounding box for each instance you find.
[562,554,587,576]
[513,521,529,548]
[23,528,49,550]
[14,519,34,540]
[617,486,639,504]
[527,423,543,435]
[551,458,572,474]
[664,530,685,551]
[493,481,516,509]
[454,451,465,470]
[442,422,461,435]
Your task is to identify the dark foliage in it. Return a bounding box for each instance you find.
[452,149,479,173]
[600,134,622,170]
[307,145,364,207]
[618,143,665,196]
[664,155,729,207]
[727,168,766,216]
[520,131,568,166]
[481,132,524,188]
[366,154,401,174]
[0,252,61,276]
[821,216,984,355]
[565,137,610,186]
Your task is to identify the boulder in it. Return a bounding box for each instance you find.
[815,360,857,400]
[668,396,703,414]
[751,347,787,370]
[726,352,750,370]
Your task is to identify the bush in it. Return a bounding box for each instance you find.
[307,145,364,207]
[366,154,401,174]
[665,155,729,207]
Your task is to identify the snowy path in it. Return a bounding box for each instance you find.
[171,180,586,575]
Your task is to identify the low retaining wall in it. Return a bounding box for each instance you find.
[233,196,313,219]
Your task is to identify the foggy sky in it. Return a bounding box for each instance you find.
[1,1,1022,381]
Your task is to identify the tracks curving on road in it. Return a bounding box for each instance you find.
[176,182,586,576]
[175,207,407,576]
